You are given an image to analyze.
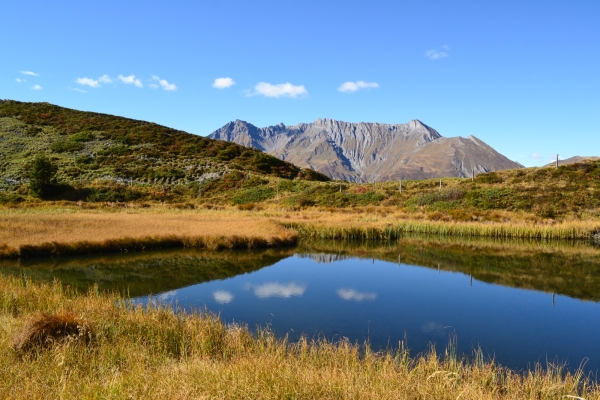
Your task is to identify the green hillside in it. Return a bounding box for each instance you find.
[1,100,600,224]
[0,100,328,203]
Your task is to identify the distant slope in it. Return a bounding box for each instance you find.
[0,100,327,191]
[545,156,599,167]
[210,118,523,182]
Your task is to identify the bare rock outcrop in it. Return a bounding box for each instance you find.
[209,119,522,182]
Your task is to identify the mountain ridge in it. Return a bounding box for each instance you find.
[209,118,523,182]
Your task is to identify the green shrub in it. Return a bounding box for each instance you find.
[99,144,128,156]
[29,154,57,198]
[218,146,241,161]
[86,187,141,202]
[0,192,24,203]
[50,139,84,153]
[232,187,275,204]
[356,192,385,205]
[476,171,503,184]
[69,131,95,142]
[465,188,515,210]
[242,176,268,188]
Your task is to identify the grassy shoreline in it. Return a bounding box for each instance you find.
[0,205,599,259]
[1,274,598,399]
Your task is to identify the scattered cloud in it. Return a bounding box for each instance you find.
[68,87,87,93]
[149,83,159,89]
[249,82,307,98]
[76,77,101,88]
[213,77,235,89]
[118,74,143,88]
[213,290,234,304]
[21,70,39,76]
[31,85,42,90]
[338,80,379,93]
[336,288,377,302]
[247,282,306,299]
[425,45,450,60]
[152,75,177,91]
[98,74,112,84]
[15,78,25,83]
[530,153,542,159]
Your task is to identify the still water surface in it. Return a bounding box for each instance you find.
[3,237,600,373]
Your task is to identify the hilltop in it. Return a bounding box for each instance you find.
[209,118,523,182]
[0,100,328,203]
[545,156,599,167]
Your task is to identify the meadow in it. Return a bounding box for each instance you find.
[1,274,598,399]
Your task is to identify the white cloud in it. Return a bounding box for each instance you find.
[248,282,306,299]
[15,78,25,83]
[118,75,143,88]
[149,83,159,89]
[21,71,39,76]
[249,82,307,98]
[336,288,377,302]
[338,80,379,93]
[31,85,42,90]
[425,45,450,60]
[152,75,177,91]
[213,290,234,304]
[68,87,87,93]
[213,77,235,89]
[76,77,101,88]
[98,74,112,84]
[530,153,542,159]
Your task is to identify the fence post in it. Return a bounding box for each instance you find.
[556,154,559,169]
[399,179,402,193]
[472,169,474,182]
[439,179,442,191]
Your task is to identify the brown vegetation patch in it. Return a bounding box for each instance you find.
[12,312,92,352]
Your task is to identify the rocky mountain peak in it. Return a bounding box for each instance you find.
[209,118,521,182]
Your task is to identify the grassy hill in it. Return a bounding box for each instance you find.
[1,100,600,225]
[0,100,328,203]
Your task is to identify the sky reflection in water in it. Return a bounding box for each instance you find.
[133,251,600,374]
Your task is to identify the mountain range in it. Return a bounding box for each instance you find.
[209,118,523,182]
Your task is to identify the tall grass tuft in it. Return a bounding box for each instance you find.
[286,220,599,241]
[12,312,92,352]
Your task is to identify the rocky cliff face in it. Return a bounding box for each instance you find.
[209,118,522,182]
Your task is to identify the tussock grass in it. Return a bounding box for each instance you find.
[1,275,598,399]
[12,312,91,352]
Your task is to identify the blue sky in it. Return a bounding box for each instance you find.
[2,0,599,167]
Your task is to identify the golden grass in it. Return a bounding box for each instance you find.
[273,207,600,240]
[0,207,296,258]
[1,205,599,259]
[1,274,598,399]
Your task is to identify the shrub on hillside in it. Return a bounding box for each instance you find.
[232,187,275,204]
[29,154,58,198]
[50,139,84,153]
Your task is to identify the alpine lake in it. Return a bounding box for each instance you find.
[3,235,600,375]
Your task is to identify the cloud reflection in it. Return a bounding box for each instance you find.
[336,288,377,302]
[157,290,177,302]
[248,282,306,299]
[213,290,234,304]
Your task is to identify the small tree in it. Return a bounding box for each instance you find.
[29,154,57,198]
